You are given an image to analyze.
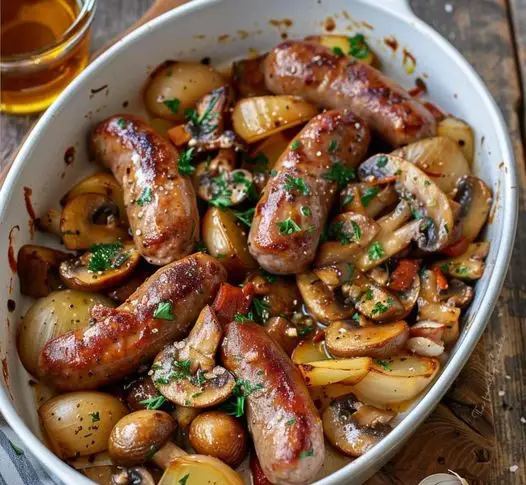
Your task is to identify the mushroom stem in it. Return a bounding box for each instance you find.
[112,467,156,485]
[152,441,188,469]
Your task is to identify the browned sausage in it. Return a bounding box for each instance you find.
[91,115,199,266]
[221,321,324,485]
[264,40,436,146]
[248,110,370,274]
[39,253,226,391]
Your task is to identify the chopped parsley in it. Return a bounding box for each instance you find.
[351,312,361,322]
[209,173,233,208]
[286,418,297,426]
[261,270,277,284]
[222,378,264,417]
[88,242,126,272]
[322,162,355,189]
[444,223,450,233]
[363,288,374,301]
[153,301,175,320]
[194,241,208,253]
[348,33,370,59]
[328,139,338,153]
[375,359,391,371]
[178,147,196,175]
[9,441,23,456]
[298,325,313,337]
[284,175,310,196]
[154,359,193,385]
[342,192,355,206]
[139,395,166,410]
[270,169,278,177]
[163,98,181,114]
[424,180,431,187]
[234,312,253,322]
[251,297,271,323]
[329,221,352,245]
[456,266,469,276]
[332,46,344,57]
[371,300,391,316]
[179,475,190,485]
[290,140,301,151]
[360,186,380,207]
[376,155,388,167]
[351,221,362,241]
[89,411,100,423]
[244,152,269,173]
[116,118,127,129]
[301,206,311,216]
[368,242,385,261]
[185,89,221,135]
[300,449,314,459]
[232,207,255,227]
[277,217,301,235]
[137,187,153,206]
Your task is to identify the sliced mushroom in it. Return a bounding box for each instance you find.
[264,316,300,355]
[358,154,455,252]
[418,303,460,345]
[314,263,354,289]
[296,272,354,324]
[392,137,470,194]
[124,376,162,411]
[395,273,421,319]
[197,168,255,207]
[59,242,140,292]
[322,394,394,457]
[111,467,156,485]
[341,183,398,219]
[152,306,236,407]
[108,410,186,469]
[435,241,489,280]
[60,193,129,250]
[36,208,62,237]
[315,213,380,267]
[186,85,240,151]
[438,279,473,308]
[245,272,300,317]
[341,270,405,322]
[325,320,409,358]
[454,175,492,243]
[17,245,70,298]
[61,172,127,225]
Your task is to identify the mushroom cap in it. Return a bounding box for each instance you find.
[108,410,176,467]
[322,394,393,457]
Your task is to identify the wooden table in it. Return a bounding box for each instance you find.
[1,1,524,483]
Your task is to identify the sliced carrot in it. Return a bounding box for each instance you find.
[389,259,421,292]
[442,236,470,257]
[212,282,254,325]
[167,124,191,146]
[433,266,449,291]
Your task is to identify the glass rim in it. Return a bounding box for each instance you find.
[0,0,97,72]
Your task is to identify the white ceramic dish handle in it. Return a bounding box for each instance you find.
[379,0,414,16]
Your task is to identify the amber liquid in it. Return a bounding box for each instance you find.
[1,0,91,114]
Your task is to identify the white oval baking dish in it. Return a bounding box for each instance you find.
[0,0,518,484]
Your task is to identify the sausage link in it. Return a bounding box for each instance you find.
[221,322,324,485]
[39,253,226,391]
[91,115,199,265]
[264,40,436,146]
[248,110,370,274]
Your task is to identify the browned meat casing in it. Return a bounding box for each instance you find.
[221,321,324,485]
[39,253,226,391]
[91,115,199,265]
[248,110,370,274]
[264,40,436,146]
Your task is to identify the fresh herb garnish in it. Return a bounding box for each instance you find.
[251,297,270,323]
[234,312,253,322]
[194,241,208,253]
[456,266,469,276]
[363,288,374,301]
[232,207,255,227]
[322,162,355,189]
[209,173,233,208]
[371,301,389,316]
[88,242,125,272]
[153,301,175,320]
[9,441,24,456]
[262,270,277,284]
[137,186,153,206]
[139,395,166,410]
[298,325,313,337]
[116,118,127,129]
[277,217,301,235]
[328,139,338,153]
[348,33,370,59]
[301,206,311,216]
[163,98,181,114]
[351,312,361,321]
[368,241,385,261]
[290,140,301,151]
[376,155,388,167]
[329,221,352,245]
[178,147,196,175]
[342,192,355,206]
[360,186,380,207]
[89,411,100,423]
[283,175,310,195]
[179,474,190,485]
[351,221,362,241]
[286,418,297,426]
[185,90,221,135]
[332,46,344,57]
[222,378,264,417]
[375,359,391,371]
[300,449,314,459]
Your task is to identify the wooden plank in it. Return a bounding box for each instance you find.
[509,0,526,128]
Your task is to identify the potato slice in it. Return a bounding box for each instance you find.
[437,117,475,164]
[350,356,440,407]
[292,339,328,364]
[298,357,371,387]
[202,207,257,280]
[326,320,409,358]
[305,34,375,65]
[144,61,225,122]
[370,354,439,377]
[232,95,318,143]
